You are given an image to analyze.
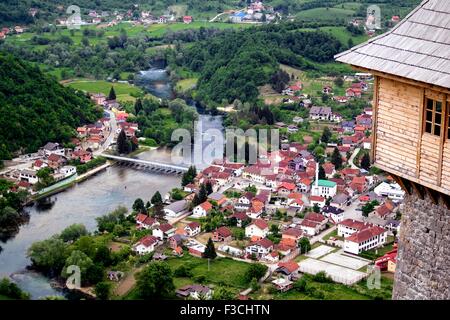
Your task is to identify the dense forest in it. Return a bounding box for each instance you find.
[0,53,101,159]
[168,24,343,105]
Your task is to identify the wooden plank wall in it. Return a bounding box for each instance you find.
[375,78,421,177]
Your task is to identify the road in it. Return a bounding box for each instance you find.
[209,8,245,22]
[95,109,117,156]
[349,147,361,169]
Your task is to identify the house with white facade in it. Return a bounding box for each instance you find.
[164,200,188,218]
[192,201,213,218]
[374,182,405,202]
[245,238,274,258]
[343,226,388,254]
[245,219,269,238]
[133,235,159,255]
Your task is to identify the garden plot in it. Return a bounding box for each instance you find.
[305,245,335,259]
[320,251,370,270]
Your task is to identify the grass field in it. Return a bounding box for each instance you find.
[267,274,393,300]
[174,78,198,93]
[5,21,250,49]
[296,7,356,21]
[66,80,143,101]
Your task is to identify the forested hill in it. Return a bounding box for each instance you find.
[0,54,101,159]
[169,24,343,105]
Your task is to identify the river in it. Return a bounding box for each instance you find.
[0,67,223,299]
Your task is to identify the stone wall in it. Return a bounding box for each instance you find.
[393,192,450,300]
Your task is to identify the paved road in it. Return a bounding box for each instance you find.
[209,8,245,22]
[95,109,117,156]
[349,147,361,169]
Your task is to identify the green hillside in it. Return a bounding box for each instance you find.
[0,53,101,159]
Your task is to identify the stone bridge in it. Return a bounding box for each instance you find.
[101,154,189,174]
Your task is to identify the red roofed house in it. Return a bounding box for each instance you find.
[230,212,250,227]
[48,153,66,169]
[153,223,176,240]
[135,213,159,230]
[245,238,274,258]
[245,219,269,238]
[275,261,300,280]
[133,235,159,255]
[375,245,398,272]
[281,228,303,246]
[309,195,326,208]
[338,219,374,237]
[277,182,297,197]
[322,162,336,178]
[184,221,201,237]
[375,200,395,219]
[350,176,367,193]
[300,212,328,236]
[346,87,362,98]
[72,150,92,163]
[344,225,388,254]
[213,226,232,242]
[192,201,213,218]
[183,16,192,24]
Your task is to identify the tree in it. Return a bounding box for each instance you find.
[27,237,69,274]
[321,127,332,144]
[151,191,163,205]
[212,285,235,300]
[59,224,88,242]
[94,281,111,300]
[116,129,129,154]
[334,76,344,87]
[0,278,30,300]
[135,262,175,299]
[318,165,326,180]
[331,147,343,169]
[108,86,116,100]
[205,181,213,195]
[313,203,320,213]
[94,245,112,266]
[61,250,94,285]
[244,263,268,284]
[152,203,165,220]
[198,184,208,203]
[181,166,196,186]
[202,238,217,259]
[134,98,143,115]
[360,153,371,170]
[298,237,311,254]
[133,198,146,213]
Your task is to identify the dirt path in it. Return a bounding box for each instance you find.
[113,267,142,297]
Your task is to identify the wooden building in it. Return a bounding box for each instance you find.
[336,0,450,300]
[336,0,450,203]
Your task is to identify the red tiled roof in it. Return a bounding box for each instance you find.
[339,219,374,231]
[309,195,325,202]
[199,201,213,211]
[304,212,326,223]
[251,219,268,230]
[215,226,232,238]
[278,182,296,191]
[187,221,200,229]
[256,237,273,249]
[346,226,386,243]
[139,235,158,247]
[159,223,174,233]
[283,228,303,238]
[277,261,299,273]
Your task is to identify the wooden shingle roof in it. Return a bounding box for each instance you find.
[335,0,450,89]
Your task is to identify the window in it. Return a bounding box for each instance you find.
[424,98,443,136]
[448,101,450,139]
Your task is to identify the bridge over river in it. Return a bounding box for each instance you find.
[101,154,189,174]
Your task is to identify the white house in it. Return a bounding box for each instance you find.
[135,213,159,230]
[176,285,213,300]
[338,219,375,237]
[184,221,201,237]
[164,200,188,218]
[245,238,274,258]
[309,195,326,208]
[153,223,176,240]
[242,166,266,184]
[192,201,213,218]
[133,235,159,255]
[374,182,405,202]
[19,169,39,184]
[245,219,269,238]
[321,206,345,224]
[59,165,76,177]
[343,226,388,254]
